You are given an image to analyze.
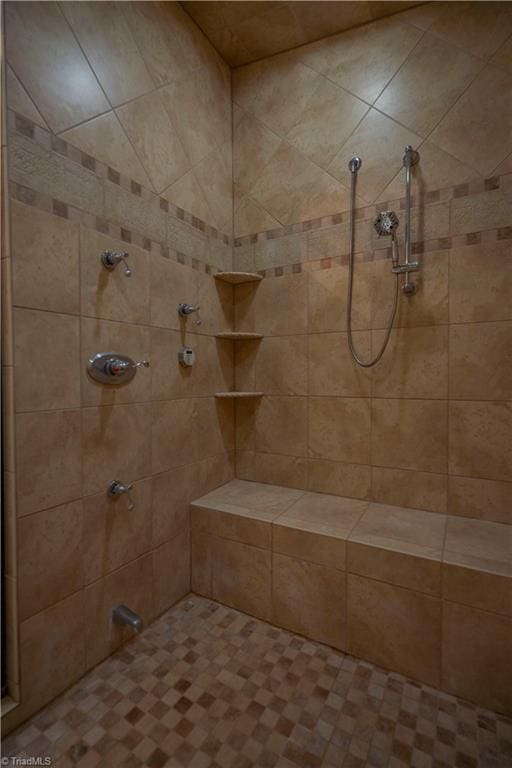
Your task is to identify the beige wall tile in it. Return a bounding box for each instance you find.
[192,142,233,233]
[372,466,447,514]
[308,264,372,333]
[14,308,80,412]
[449,241,512,323]
[197,271,233,336]
[273,524,345,571]
[6,65,47,129]
[151,327,195,400]
[450,189,512,236]
[16,409,82,517]
[81,318,151,407]
[255,396,308,457]
[235,195,281,239]
[84,554,153,669]
[430,65,512,175]
[5,1,109,133]
[309,397,371,465]
[196,397,235,461]
[152,463,198,548]
[150,255,198,331]
[442,601,512,715]
[347,574,441,686]
[162,169,214,228]
[116,91,190,194]
[448,475,512,525]
[443,564,511,618]
[375,34,482,137]
[236,450,309,491]
[449,322,511,401]
[309,332,371,397]
[152,530,190,617]
[492,33,512,75]
[18,500,84,620]
[233,111,282,195]
[372,398,447,473]
[61,1,155,107]
[212,537,272,621]
[191,530,212,598]
[236,274,307,336]
[82,403,152,495]
[152,398,197,474]
[82,478,152,584]
[372,325,448,399]
[252,336,308,396]
[197,478,303,516]
[198,451,235,497]
[444,516,511,576]
[11,201,79,315]
[20,592,85,720]
[308,458,371,499]
[80,228,150,325]
[348,541,441,597]
[449,401,512,481]
[272,553,346,650]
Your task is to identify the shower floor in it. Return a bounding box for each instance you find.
[3,596,511,768]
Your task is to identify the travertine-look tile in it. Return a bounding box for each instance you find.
[375,33,482,137]
[82,403,152,495]
[309,397,371,465]
[11,200,79,315]
[152,463,198,547]
[82,478,152,584]
[84,554,153,669]
[372,325,448,399]
[196,397,235,460]
[162,169,214,228]
[448,475,512,525]
[237,336,308,396]
[20,592,85,721]
[348,503,445,594]
[192,142,234,233]
[309,332,372,397]
[16,409,82,517]
[18,500,84,620]
[449,321,511,401]
[151,327,194,400]
[5,1,109,133]
[236,450,309,491]
[6,65,47,128]
[62,112,151,189]
[442,601,512,715]
[212,537,272,621]
[81,318,151,407]
[492,32,512,74]
[348,574,441,686]
[308,264,372,333]
[430,65,512,175]
[14,308,80,412]
[150,254,198,331]
[444,516,511,576]
[449,401,512,481]
[273,553,346,650]
[153,530,190,617]
[372,466,447,514]
[151,398,197,474]
[61,0,155,107]
[246,396,308,458]
[116,91,190,193]
[236,273,307,336]
[196,478,304,517]
[233,111,282,195]
[429,0,512,60]
[234,195,281,238]
[308,458,372,500]
[197,270,233,337]
[372,398,448,473]
[80,228,150,325]
[449,241,512,323]
[198,451,235,497]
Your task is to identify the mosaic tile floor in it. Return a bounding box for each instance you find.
[3,596,511,768]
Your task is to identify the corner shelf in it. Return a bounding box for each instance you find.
[215,332,263,340]
[214,391,263,399]
[214,271,263,284]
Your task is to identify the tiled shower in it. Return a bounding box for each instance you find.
[1,2,511,766]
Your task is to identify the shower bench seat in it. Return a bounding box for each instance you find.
[190,479,511,717]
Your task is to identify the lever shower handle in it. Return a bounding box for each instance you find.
[105,358,150,377]
[101,250,132,277]
[178,303,202,325]
[108,480,135,511]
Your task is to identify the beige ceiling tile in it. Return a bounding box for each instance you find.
[201,25,252,68]
[381,141,479,200]
[5,1,109,133]
[194,143,233,234]
[392,2,444,30]
[234,113,282,194]
[323,16,423,104]
[286,77,369,170]
[61,112,152,189]
[429,65,512,176]
[116,91,190,193]
[232,59,267,113]
[61,2,155,107]
[367,1,424,20]
[430,1,512,61]
[221,2,279,28]
[122,1,206,87]
[329,109,421,204]
[161,169,214,226]
[241,52,321,137]
[234,196,281,238]
[233,4,305,60]
[160,61,230,167]
[287,1,372,41]
[375,33,483,137]
[491,34,512,75]
[251,142,352,225]
[6,66,47,129]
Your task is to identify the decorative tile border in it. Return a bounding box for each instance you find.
[8,110,231,246]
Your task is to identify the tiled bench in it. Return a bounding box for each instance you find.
[191,480,512,717]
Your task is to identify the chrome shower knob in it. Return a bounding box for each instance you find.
[108,480,135,511]
[178,303,202,325]
[101,250,132,276]
[87,353,150,384]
